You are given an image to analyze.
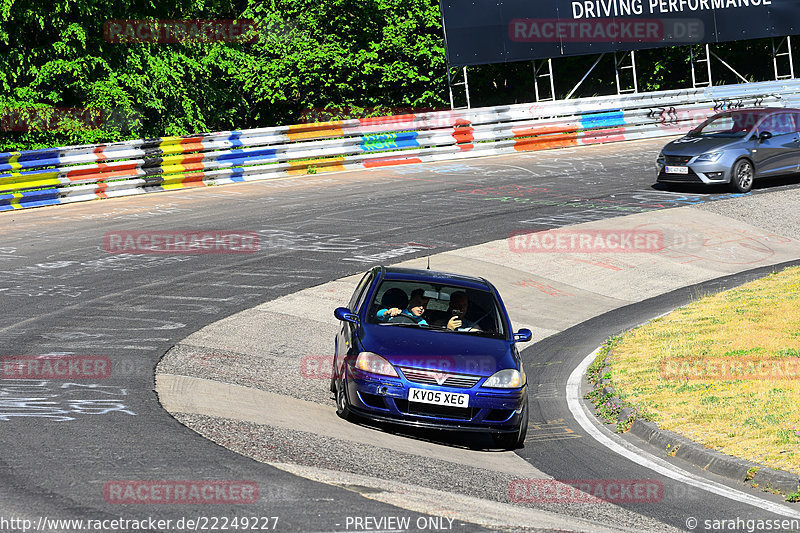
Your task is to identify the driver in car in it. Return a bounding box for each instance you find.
[377,288,429,325]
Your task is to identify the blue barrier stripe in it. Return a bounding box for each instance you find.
[0,148,63,165]
[360,132,420,152]
[0,188,60,202]
[580,111,625,129]
[229,167,245,182]
[216,148,277,162]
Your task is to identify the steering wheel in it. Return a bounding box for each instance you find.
[388,314,416,324]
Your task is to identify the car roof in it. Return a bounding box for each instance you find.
[380,266,494,292]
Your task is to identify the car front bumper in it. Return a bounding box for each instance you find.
[344,369,527,433]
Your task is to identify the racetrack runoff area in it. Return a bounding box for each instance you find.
[157,185,800,531]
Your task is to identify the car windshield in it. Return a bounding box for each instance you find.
[367,280,506,338]
[688,111,772,138]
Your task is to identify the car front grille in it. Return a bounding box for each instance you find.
[399,367,481,388]
[394,399,477,420]
[657,170,703,183]
[663,155,693,165]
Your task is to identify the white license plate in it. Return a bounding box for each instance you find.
[408,388,469,407]
[665,165,689,174]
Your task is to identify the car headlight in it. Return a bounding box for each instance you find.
[355,352,398,377]
[482,368,525,388]
[695,151,723,163]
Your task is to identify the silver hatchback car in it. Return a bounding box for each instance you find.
[656,108,800,192]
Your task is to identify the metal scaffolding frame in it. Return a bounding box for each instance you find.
[614,50,639,95]
[446,38,799,108]
[773,36,796,80]
[446,66,471,110]
[532,58,555,102]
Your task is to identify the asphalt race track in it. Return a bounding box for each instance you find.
[1,137,799,532]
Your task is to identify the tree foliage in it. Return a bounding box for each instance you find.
[0,0,447,151]
[0,0,793,152]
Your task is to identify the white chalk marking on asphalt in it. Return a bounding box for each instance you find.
[567,347,800,519]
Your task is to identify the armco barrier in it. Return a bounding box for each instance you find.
[2,79,800,211]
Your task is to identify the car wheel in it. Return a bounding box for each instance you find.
[335,378,353,421]
[493,400,529,450]
[730,159,754,193]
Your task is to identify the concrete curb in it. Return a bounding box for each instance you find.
[587,358,800,498]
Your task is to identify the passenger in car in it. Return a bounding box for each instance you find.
[438,291,484,331]
[378,288,429,325]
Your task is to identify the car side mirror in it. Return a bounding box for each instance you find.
[513,328,532,343]
[758,131,773,142]
[334,307,359,324]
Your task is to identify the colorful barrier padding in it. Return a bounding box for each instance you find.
[3,79,800,211]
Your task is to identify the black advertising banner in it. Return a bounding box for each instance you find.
[440,0,800,66]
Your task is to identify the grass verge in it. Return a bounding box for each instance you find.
[585,266,800,491]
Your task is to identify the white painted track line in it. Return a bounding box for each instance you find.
[567,347,800,519]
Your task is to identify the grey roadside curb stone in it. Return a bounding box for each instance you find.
[587,361,800,497]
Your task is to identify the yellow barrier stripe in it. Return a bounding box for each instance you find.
[9,191,23,209]
[8,152,22,171]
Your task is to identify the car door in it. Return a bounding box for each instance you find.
[752,113,800,177]
[334,269,375,378]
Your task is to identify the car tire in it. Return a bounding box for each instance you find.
[730,159,754,193]
[335,378,353,421]
[493,399,529,450]
[330,358,337,393]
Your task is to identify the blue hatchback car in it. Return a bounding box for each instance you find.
[332,266,532,449]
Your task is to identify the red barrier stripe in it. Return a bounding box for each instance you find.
[66,162,140,180]
[580,128,626,144]
[358,114,418,127]
[95,181,109,199]
[363,156,423,168]
[181,172,206,186]
[513,124,577,137]
[178,153,206,164]
[453,128,474,143]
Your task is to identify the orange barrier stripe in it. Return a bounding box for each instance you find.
[287,157,346,175]
[513,132,578,151]
[287,122,344,141]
